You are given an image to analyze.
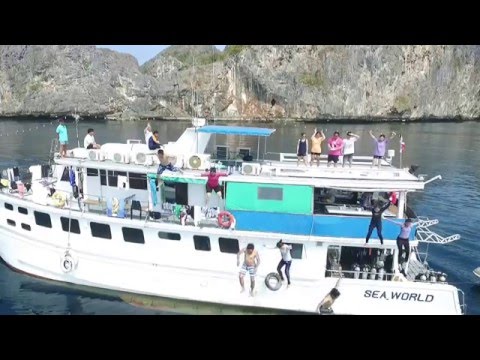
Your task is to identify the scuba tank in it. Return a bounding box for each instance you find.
[352,264,361,279]
[377,267,385,281]
[361,265,370,280]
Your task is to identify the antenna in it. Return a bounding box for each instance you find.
[73,108,81,148]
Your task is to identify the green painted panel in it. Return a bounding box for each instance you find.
[226,182,312,214]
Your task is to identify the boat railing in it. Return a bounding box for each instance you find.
[458,289,467,314]
[415,217,461,244]
[325,269,396,281]
[264,152,393,166]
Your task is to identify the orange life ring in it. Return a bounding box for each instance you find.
[218,211,235,229]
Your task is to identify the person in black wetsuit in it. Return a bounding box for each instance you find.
[365,199,391,245]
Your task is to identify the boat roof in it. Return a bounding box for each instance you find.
[197,125,275,137]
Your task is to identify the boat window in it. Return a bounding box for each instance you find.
[129,172,147,190]
[258,187,283,201]
[87,168,98,176]
[4,203,13,211]
[175,183,188,205]
[7,219,16,226]
[21,223,31,231]
[108,171,126,187]
[61,217,81,234]
[194,235,211,251]
[18,207,28,215]
[60,167,70,182]
[122,227,145,244]
[219,237,239,254]
[158,232,181,241]
[90,222,112,239]
[34,211,52,228]
[100,169,107,186]
[290,243,303,259]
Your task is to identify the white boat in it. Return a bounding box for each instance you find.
[0,122,465,315]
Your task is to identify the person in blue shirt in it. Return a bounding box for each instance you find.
[148,130,161,150]
[56,117,69,157]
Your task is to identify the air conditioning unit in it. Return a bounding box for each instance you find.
[242,163,261,175]
[88,150,105,161]
[112,152,129,164]
[134,152,155,166]
[135,152,147,165]
[186,153,211,170]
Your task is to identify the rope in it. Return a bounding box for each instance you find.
[66,193,73,250]
[0,121,56,138]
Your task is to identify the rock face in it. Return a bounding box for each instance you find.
[1,45,479,120]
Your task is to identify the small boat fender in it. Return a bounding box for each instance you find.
[60,251,78,273]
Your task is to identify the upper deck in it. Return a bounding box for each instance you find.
[56,131,425,192]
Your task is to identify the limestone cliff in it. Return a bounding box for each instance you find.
[1,45,478,121]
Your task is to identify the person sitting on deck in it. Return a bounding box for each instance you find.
[157,149,181,176]
[148,130,161,150]
[365,199,391,246]
[84,128,101,149]
[237,243,260,297]
[144,121,153,144]
[201,167,228,204]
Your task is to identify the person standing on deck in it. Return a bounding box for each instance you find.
[365,199,391,245]
[56,117,69,158]
[327,131,343,167]
[342,131,360,168]
[296,133,308,167]
[385,218,418,265]
[368,130,396,168]
[237,243,261,296]
[276,240,293,288]
[310,128,325,167]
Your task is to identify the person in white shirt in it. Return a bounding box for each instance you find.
[276,239,293,287]
[342,131,360,168]
[84,128,101,149]
[144,121,153,145]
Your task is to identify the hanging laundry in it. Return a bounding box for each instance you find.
[150,178,158,206]
[69,168,76,186]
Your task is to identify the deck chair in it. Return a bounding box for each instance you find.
[131,200,143,220]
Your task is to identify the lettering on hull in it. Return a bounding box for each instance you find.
[364,290,434,302]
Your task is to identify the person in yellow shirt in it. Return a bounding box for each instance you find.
[310,128,325,166]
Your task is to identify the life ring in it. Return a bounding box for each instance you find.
[52,191,67,208]
[265,272,282,291]
[218,211,235,229]
[60,251,78,273]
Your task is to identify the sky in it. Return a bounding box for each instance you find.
[96,45,226,65]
